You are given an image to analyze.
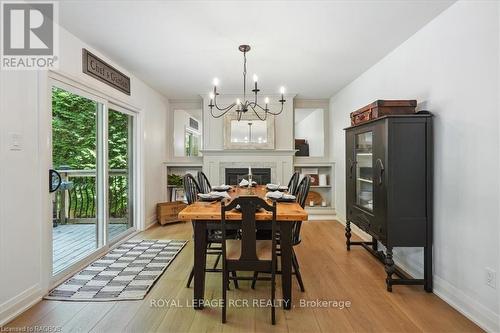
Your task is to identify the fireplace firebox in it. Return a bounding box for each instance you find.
[225,168,271,185]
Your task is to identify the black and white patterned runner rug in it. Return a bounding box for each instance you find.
[45,239,187,301]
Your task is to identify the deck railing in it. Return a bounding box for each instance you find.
[52,169,129,225]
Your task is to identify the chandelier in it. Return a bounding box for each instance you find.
[208,44,286,121]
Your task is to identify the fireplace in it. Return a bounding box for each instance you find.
[225,168,271,185]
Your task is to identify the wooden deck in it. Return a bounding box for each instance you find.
[52,224,128,274]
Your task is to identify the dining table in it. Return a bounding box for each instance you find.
[178,185,308,310]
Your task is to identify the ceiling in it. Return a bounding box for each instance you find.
[58,0,454,99]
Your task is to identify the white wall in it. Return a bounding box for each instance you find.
[330,1,499,331]
[295,108,324,156]
[0,26,169,324]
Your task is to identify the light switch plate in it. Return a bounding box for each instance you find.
[8,132,23,151]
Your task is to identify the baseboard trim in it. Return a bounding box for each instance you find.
[308,214,337,220]
[143,218,158,231]
[432,276,499,333]
[144,216,158,230]
[333,218,499,332]
[0,284,43,326]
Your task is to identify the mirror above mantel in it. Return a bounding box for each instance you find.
[224,112,275,149]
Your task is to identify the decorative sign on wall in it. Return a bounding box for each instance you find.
[82,49,131,95]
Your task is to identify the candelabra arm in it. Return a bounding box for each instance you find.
[266,101,285,116]
[249,104,268,121]
[213,93,237,112]
[209,100,237,118]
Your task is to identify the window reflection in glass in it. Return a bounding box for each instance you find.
[174,109,202,157]
[355,131,373,211]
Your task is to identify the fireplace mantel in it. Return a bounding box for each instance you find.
[201,149,295,185]
[200,149,297,156]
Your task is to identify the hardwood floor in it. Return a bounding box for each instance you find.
[6,220,481,332]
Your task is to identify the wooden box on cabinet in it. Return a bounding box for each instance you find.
[157,202,187,225]
[344,113,433,292]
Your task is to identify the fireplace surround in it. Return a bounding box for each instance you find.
[200,149,296,186]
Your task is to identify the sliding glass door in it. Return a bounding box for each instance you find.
[50,83,136,276]
[51,86,102,275]
[108,107,135,242]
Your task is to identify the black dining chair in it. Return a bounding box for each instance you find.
[252,175,311,292]
[288,175,311,291]
[183,173,200,205]
[221,196,278,325]
[287,171,300,195]
[183,174,239,289]
[197,171,212,194]
[255,172,300,241]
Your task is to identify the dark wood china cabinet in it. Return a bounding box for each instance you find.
[344,114,433,292]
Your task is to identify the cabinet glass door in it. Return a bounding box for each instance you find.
[355,131,373,211]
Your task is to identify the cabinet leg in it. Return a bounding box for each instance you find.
[424,246,433,292]
[345,221,352,251]
[385,246,395,292]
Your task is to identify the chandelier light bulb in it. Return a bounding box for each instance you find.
[280,86,285,94]
[265,97,269,104]
[253,74,258,82]
[209,92,215,100]
[213,78,219,86]
[236,98,241,105]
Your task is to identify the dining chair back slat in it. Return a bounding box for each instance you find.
[183,173,201,205]
[292,175,311,245]
[287,171,300,196]
[295,175,311,209]
[197,171,212,194]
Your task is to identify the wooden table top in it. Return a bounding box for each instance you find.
[178,185,308,222]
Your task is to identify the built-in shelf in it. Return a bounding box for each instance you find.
[165,162,203,202]
[357,178,373,183]
[304,205,336,217]
[164,161,203,167]
[293,162,334,167]
[307,205,333,210]
[293,162,335,217]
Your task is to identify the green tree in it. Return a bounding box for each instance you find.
[52,87,97,169]
[52,87,130,219]
[52,87,129,170]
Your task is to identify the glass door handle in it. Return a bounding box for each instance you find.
[49,169,62,193]
[376,159,385,185]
